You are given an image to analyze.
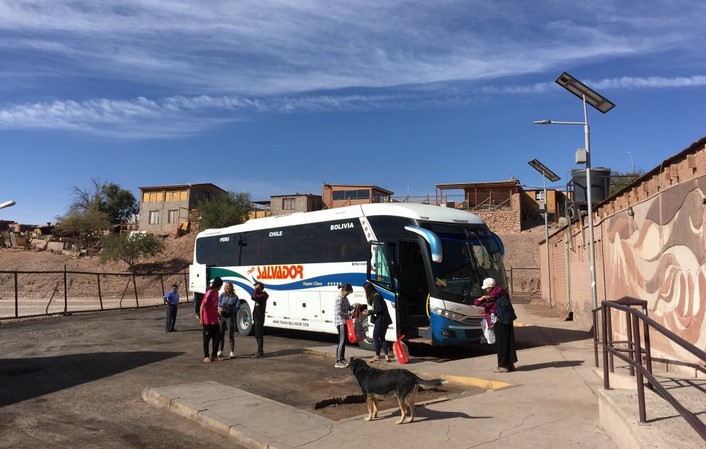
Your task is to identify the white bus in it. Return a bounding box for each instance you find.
[189,203,506,349]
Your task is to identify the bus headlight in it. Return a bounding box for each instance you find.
[431,307,466,322]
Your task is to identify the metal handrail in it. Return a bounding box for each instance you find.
[598,296,706,440]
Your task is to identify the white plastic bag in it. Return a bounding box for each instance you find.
[481,318,496,344]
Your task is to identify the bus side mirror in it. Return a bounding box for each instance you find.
[404,226,442,263]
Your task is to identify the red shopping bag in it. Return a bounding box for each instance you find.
[351,304,367,342]
[393,335,409,364]
[346,318,358,343]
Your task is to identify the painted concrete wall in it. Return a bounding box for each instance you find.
[540,138,706,366]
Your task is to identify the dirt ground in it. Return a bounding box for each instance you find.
[0,225,540,447]
[0,306,481,448]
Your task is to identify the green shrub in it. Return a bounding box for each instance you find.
[100,232,164,271]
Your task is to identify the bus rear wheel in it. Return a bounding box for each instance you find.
[236,302,253,336]
[357,315,374,351]
[358,338,375,351]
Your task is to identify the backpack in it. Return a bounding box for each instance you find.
[495,296,517,323]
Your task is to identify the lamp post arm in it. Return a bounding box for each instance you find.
[534,120,586,126]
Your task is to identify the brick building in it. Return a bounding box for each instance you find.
[138,183,226,234]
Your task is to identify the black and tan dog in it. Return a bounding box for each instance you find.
[349,357,445,424]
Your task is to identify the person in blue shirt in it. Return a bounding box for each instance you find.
[163,284,180,332]
[217,282,240,359]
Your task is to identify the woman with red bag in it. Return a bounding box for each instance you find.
[364,282,393,363]
[200,277,223,363]
[334,284,360,368]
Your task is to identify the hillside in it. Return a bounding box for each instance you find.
[0,226,542,294]
[498,226,543,271]
[0,232,196,274]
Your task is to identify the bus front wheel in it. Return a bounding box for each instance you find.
[236,302,254,336]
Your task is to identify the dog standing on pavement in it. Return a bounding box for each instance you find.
[349,357,445,424]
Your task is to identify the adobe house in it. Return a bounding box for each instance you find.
[138,183,226,234]
[249,200,272,219]
[435,180,526,233]
[270,194,323,216]
[322,184,393,209]
[522,188,567,224]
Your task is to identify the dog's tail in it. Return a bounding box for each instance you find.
[417,378,446,390]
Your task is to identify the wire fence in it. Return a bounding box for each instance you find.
[0,266,540,319]
[0,268,190,319]
[504,267,542,305]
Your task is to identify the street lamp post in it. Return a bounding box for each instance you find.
[534,72,615,312]
[528,159,560,308]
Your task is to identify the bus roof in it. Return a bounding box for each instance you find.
[196,203,486,238]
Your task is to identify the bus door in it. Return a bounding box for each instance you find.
[366,242,397,344]
[368,241,396,291]
[395,239,430,341]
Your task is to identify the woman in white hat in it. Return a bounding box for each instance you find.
[477,277,518,373]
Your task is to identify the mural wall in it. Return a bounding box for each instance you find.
[603,177,706,362]
[541,137,706,366]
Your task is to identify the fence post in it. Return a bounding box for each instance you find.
[632,313,647,423]
[97,273,104,310]
[606,306,614,373]
[14,271,18,318]
[509,268,514,294]
[63,264,68,314]
[601,302,610,390]
[132,273,139,308]
[626,307,636,377]
[184,271,190,303]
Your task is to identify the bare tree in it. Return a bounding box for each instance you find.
[68,177,103,214]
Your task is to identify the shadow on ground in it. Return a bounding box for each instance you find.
[0,351,182,407]
[516,324,593,346]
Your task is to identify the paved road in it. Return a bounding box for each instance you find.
[0,296,166,319]
[0,305,486,448]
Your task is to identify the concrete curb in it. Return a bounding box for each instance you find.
[303,346,512,391]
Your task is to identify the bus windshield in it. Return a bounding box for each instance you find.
[426,224,505,303]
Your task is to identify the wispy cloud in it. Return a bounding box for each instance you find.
[1,0,703,95]
[1,1,705,137]
[592,76,706,89]
[2,74,704,138]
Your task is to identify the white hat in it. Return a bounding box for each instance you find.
[482,278,496,289]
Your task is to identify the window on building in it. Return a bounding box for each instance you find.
[332,189,371,201]
[148,210,160,225]
[167,209,178,224]
[142,191,164,202]
[165,190,187,201]
[282,198,295,210]
[371,191,389,203]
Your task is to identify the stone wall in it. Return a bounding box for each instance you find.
[475,193,522,233]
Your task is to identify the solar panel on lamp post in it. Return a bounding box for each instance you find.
[528,159,560,308]
[534,72,615,313]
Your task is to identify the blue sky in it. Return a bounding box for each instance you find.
[1,1,705,225]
